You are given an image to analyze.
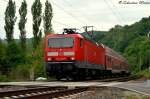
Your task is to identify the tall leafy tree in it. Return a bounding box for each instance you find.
[43,0,53,35]
[31,0,42,49]
[18,0,27,51]
[124,36,150,72]
[4,0,16,43]
[0,39,6,74]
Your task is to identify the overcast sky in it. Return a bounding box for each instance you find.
[0,0,150,39]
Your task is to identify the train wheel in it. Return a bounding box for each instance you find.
[90,69,97,79]
[72,69,86,81]
[72,76,79,81]
[71,68,78,81]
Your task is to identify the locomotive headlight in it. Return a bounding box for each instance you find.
[48,58,52,61]
[71,57,75,60]
[64,52,75,56]
[47,52,58,56]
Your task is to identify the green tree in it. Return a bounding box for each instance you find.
[94,16,150,74]
[31,0,42,49]
[4,0,17,43]
[43,0,53,35]
[3,41,24,75]
[124,36,150,72]
[28,39,45,80]
[18,0,27,51]
[100,17,150,54]
[0,40,6,74]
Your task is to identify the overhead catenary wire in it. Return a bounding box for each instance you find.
[58,0,102,32]
[60,0,125,29]
[50,0,86,26]
[103,0,123,24]
[59,0,93,25]
[53,20,71,27]
[109,0,126,23]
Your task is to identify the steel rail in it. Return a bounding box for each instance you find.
[18,87,88,99]
[81,76,138,82]
[1,87,88,99]
[0,86,67,98]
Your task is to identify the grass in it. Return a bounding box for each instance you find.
[123,91,150,99]
[125,95,150,99]
[136,69,150,79]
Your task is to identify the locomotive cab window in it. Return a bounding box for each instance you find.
[48,37,74,48]
[80,39,83,47]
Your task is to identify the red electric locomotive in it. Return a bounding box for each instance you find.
[44,28,129,80]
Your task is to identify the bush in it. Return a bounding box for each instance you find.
[136,69,150,79]
[10,64,31,81]
[0,75,10,82]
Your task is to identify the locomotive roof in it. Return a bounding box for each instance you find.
[46,33,105,48]
[46,33,84,38]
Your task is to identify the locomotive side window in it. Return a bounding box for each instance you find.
[80,39,83,47]
[48,37,74,48]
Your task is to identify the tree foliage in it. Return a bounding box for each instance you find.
[3,0,20,75]
[0,40,6,74]
[4,0,16,43]
[98,16,150,72]
[43,0,53,35]
[18,0,27,51]
[124,37,150,72]
[5,42,24,69]
[31,0,42,49]
[1,0,48,80]
[101,17,150,53]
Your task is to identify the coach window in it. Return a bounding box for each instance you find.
[80,39,83,47]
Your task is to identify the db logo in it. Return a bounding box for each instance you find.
[59,52,63,56]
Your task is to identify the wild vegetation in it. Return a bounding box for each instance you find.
[0,0,149,81]
[95,17,150,77]
[0,0,52,81]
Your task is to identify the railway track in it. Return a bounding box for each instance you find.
[67,75,138,83]
[0,86,90,99]
[1,86,149,99]
[0,86,65,98]
[89,75,138,82]
[0,76,140,99]
[50,75,138,82]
